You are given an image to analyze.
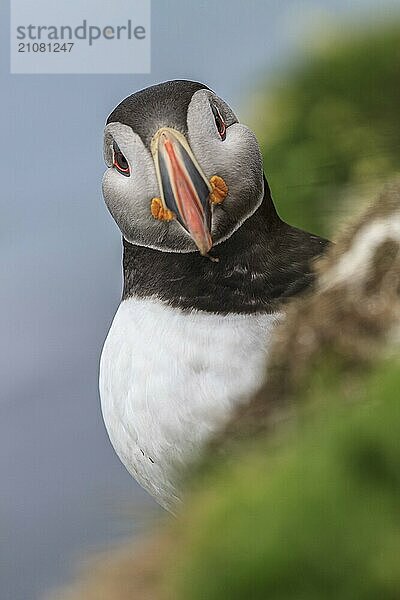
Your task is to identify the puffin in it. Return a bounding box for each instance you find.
[99,80,329,511]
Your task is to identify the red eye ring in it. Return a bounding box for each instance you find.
[211,103,227,140]
[112,141,130,177]
[113,157,129,172]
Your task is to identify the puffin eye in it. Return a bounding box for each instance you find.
[211,103,226,140]
[112,141,130,176]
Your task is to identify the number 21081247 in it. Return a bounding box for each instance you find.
[18,42,74,52]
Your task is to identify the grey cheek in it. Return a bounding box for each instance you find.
[102,170,133,224]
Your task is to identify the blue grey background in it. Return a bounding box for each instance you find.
[1,1,398,599]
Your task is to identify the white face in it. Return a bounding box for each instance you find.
[102,88,264,254]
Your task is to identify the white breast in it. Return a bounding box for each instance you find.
[99,297,281,510]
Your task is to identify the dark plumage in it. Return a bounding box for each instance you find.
[122,177,329,313]
[107,81,211,149]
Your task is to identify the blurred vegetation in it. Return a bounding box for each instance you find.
[255,23,400,236]
[171,357,400,600]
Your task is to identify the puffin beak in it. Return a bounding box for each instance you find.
[151,127,213,255]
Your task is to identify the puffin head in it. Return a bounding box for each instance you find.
[102,80,264,257]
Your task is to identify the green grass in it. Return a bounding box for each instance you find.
[170,358,400,599]
[257,24,400,236]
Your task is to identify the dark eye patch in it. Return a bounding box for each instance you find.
[211,103,227,140]
[112,141,130,176]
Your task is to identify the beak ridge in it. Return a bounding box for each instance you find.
[152,128,213,255]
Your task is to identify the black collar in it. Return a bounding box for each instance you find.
[122,183,329,314]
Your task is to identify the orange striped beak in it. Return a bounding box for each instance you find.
[151,127,213,255]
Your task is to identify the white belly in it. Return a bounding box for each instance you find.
[99,296,281,510]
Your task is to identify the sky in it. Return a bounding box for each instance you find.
[1,1,399,599]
